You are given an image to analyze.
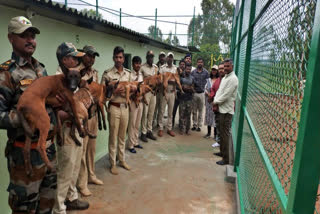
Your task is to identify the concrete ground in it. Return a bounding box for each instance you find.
[69,125,236,214]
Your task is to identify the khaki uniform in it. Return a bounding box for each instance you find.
[101,66,131,166]
[77,68,99,192]
[53,69,84,214]
[127,70,144,148]
[140,63,158,134]
[158,64,177,131]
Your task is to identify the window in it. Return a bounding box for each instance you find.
[124,54,132,70]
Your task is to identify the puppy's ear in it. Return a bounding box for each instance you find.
[79,79,88,88]
[87,76,93,84]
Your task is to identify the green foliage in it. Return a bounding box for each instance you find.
[81,8,103,19]
[148,25,163,41]
[192,43,221,68]
[188,0,234,52]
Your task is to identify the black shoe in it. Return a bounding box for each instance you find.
[65,199,89,210]
[214,152,222,157]
[191,127,196,131]
[140,133,148,143]
[216,160,229,165]
[146,131,157,140]
[129,148,137,153]
[134,145,143,149]
[196,128,201,132]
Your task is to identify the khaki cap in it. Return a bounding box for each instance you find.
[8,16,40,34]
[167,52,174,57]
[159,51,166,56]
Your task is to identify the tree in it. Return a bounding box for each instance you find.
[188,0,234,51]
[172,35,180,46]
[192,43,221,68]
[148,25,163,41]
[164,31,173,45]
[81,8,103,19]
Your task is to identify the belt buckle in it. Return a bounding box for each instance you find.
[120,103,126,108]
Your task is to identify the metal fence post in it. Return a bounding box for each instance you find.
[154,8,157,40]
[65,0,67,7]
[234,0,245,76]
[234,0,257,169]
[192,6,195,46]
[287,2,320,213]
[96,0,98,17]
[120,8,122,26]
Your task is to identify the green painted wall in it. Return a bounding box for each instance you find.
[0,5,185,213]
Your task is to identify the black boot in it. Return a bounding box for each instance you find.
[146,131,157,140]
[140,133,148,142]
[65,199,89,210]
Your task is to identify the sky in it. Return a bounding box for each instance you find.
[55,0,237,46]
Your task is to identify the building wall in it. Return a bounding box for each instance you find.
[0,5,185,213]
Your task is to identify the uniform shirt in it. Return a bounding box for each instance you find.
[101,66,131,103]
[82,67,99,83]
[0,52,55,141]
[214,71,238,115]
[160,64,177,91]
[131,70,143,82]
[179,74,194,101]
[191,68,209,93]
[140,63,158,78]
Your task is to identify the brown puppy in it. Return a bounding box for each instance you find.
[68,79,117,145]
[131,83,153,107]
[87,80,117,131]
[143,74,163,94]
[162,68,184,100]
[17,70,86,176]
[108,81,142,106]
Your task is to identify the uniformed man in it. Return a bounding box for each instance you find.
[77,45,103,197]
[101,46,131,175]
[127,56,144,153]
[140,50,158,142]
[0,16,56,214]
[184,53,196,71]
[153,51,166,127]
[53,42,90,214]
[158,52,177,137]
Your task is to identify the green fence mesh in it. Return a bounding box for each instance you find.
[231,0,318,213]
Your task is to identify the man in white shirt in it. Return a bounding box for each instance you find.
[213,58,238,165]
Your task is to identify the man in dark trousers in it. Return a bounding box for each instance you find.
[213,59,238,165]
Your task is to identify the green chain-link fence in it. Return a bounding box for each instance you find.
[230,0,320,213]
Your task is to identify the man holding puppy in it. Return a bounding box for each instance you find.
[53,42,90,214]
[0,16,56,214]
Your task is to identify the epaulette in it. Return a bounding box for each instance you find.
[153,64,158,68]
[0,60,14,71]
[124,68,131,73]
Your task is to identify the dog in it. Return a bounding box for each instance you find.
[143,74,163,94]
[130,82,153,107]
[108,80,144,107]
[17,69,86,176]
[68,79,117,145]
[161,68,184,100]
